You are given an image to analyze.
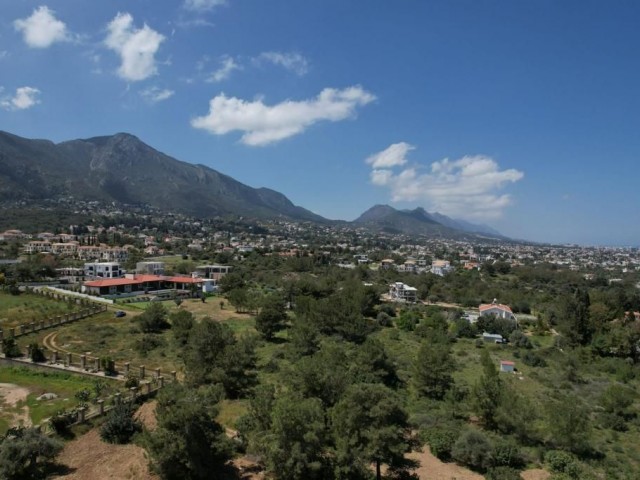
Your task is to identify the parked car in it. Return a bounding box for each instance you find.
[114,310,126,318]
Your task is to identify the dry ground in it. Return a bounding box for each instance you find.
[53,402,159,480]
[0,382,31,428]
[407,447,485,480]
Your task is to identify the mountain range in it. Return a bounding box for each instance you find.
[0,130,503,238]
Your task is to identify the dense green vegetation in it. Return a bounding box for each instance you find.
[105,255,638,479]
[4,248,640,479]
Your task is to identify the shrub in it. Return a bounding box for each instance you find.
[49,409,75,434]
[2,339,22,358]
[522,351,547,367]
[491,438,523,468]
[124,374,140,389]
[422,425,461,461]
[452,429,493,471]
[396,310,420,331]
[379,303,397,317]
[544,450,581,478]
[0,427,63,479]
[100,402,141,444]
[377,311,392,327]
[134,334,165,356]
[75,388,91,402]
[486,466,523,480]
[101,357,116,376]
[28,342,46,362]
[509,330,532,349]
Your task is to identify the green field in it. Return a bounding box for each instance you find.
[0,366,123,435]
[15,297,256,379]
[0,291,82,329]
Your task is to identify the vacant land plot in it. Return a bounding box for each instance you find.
[0,366,122,434]
[0,292,82,329]
[15,297,257,378]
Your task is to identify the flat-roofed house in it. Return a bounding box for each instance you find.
[195,265,232,281]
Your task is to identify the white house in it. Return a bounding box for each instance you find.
[479,300,517,322]
[195,265,232,281]
[431,260,453,276]
[84,262,123,279]
[136,261,165,275]
[389,282,418,303]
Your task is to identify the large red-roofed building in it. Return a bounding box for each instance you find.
[83,274,204,296]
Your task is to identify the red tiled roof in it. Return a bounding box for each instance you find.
[500,361,515,366]
[84,278,145,287]
[84,274,203,288]
[479,303,513,314]
[167,276,203,284]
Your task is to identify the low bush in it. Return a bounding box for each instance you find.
[486,466,523,480]
[452,429,493,471]
[544,450,581,478]
[422,425,461,461]
[100,402,141,444]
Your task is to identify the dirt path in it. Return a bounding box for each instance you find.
[407,446,550,480]
[0,382,32,428]
[43,330,68,354]
[407,447,485,480]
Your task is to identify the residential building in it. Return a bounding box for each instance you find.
[479,300,517,321]
[24,241,52,254]
[431,259,453,276]
[195,265,232,281]
[136,261,165,275]
[389,282,418,303]
[84,262,123,279]
[82,274,203,296]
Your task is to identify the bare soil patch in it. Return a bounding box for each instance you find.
[135,400,157,430]
[407,446,485,480]
[521,469,551,480]
[53,428,157,480]
[0,382,31,428]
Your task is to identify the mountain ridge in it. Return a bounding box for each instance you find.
[0,130,503,239]
[0,130,326,223]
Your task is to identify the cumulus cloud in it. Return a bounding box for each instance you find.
[366,142,414,169]
[14,6,69,48]
[1,86,41,111]
[367,145,524,219]
[104,13,165,82]
[140,86,174,104]
[207,56,241,82]
[191,85,376,146]
[184,0,226,12]
[256,51,309,76]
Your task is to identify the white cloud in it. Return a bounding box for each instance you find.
[1,86,41,111]
[104,13,165,82]
[367,147,524,219]
[184,0,226,12]
[207,56,241,83]
[366,142,414,169]
[140,86,174,104]
[256,51,309,76]
[191,86,376,146]
[14,6,69,48]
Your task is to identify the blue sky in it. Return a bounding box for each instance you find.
[1,1,639,246]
